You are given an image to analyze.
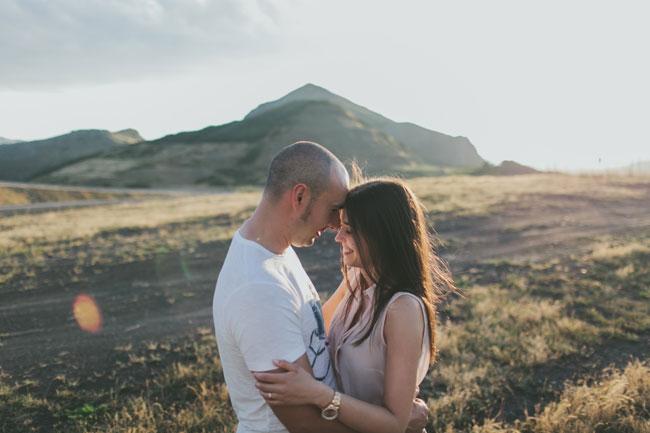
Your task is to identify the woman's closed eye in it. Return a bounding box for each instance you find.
[339,226,352,235]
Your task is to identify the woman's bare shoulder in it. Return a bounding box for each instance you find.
[387,292,423,315]
[384,293,425,334]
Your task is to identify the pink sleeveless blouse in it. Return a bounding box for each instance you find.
[327,285,431,405]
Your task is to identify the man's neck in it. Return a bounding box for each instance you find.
[240,202,291,255]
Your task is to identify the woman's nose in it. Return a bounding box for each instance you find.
[334,228,343,243]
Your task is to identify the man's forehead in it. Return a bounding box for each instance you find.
[328,180,347,202]
[323,186,346,207]
[315,162,347,207]
[330,161,350,189]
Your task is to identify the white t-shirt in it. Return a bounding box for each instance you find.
[213,230,336,433]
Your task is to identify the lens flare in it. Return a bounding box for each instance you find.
[72,294,102,333]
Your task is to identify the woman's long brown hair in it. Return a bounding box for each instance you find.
[341,178,456,364]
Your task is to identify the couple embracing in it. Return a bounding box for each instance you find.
[213,141,455,433]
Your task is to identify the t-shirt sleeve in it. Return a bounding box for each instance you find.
[227,282,306,372]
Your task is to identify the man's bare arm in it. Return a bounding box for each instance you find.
[257,354,361,433]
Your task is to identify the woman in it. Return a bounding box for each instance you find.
[254,178,455,433]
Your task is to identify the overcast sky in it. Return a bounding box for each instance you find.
[1,0,648,170]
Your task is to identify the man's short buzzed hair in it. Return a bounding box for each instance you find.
[265,141,340,200]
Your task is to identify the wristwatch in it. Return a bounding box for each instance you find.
[321,391,342,420]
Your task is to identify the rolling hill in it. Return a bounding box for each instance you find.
[472,160,541,176]
[11,84,487,187]
[0,129,143,182]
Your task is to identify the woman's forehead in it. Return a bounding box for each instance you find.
[339,209,349,224]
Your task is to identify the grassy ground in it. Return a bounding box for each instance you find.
[0,185,147,206]
[427,233,650,432]
[474,360,650,433]
[2,234,647,432]
[0,192,259,290]
[1,173,649,432]
[0,328,237,433]
[410,173,649,217]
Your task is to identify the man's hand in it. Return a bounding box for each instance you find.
[405,398,429,433]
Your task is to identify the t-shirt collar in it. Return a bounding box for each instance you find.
[234,229,290,258]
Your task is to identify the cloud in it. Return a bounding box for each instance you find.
[0,0,286,89]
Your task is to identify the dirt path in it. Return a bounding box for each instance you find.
[0,198,149,215]
[0,181,229,215]
[440,192,650,265]
[0,180,222,195]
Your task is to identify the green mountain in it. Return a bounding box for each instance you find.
[246,84,483,168]
[29,84,486,187]
[0,129,142,182]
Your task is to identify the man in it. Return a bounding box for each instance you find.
[213,141,426,433]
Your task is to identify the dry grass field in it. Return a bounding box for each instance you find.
[1,173,649,432]
[0,184,146,206]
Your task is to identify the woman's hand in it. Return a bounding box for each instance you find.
[405,398,429,433]
[254,360,334,407]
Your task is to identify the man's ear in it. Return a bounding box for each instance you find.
[291,183,310,211]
